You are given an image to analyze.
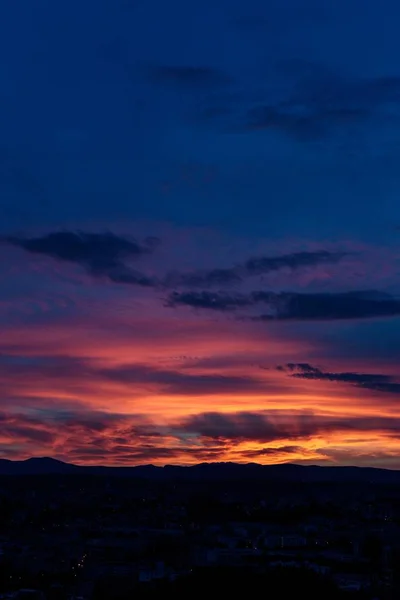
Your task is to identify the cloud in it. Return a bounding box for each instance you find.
[243,250,347,275]
[2,405,400,466]
[243,445,303,458]
[245,72,400,140]
[0,412,57,447]
[0,408,230,465]
[3,231,348,294]
[67,443,225,465]
[50,410,133,432]
[178,411,312,442]
[314,446,400,468]
[166,291,252,311]
[165,268,242,288]
[0,354,268,398]
[165,249,347,289]
[195,57,400,142]
[167,288,400,321]
[144,64,232,88]
[106,266,155,287]
[100,363,266,395]
[279,363,400,395]
[0,409,174,463]
[177,410,400,443]
[4,231,158,287]
[0,415,56,444]
[253,290,400,321]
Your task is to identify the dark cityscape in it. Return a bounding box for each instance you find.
[1,460,400,599]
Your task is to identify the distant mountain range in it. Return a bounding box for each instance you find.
[0,457,399,483]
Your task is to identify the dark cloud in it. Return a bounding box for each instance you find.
[107,266,155,287]
[0,409,177,463]
[165,250,346,289]
[144,64,232,88]
[178,411,311,442]
[165,268,242,288]
[244,445,303,458]
[66,443,224,464]
[280,363,400,395]
[244,250,347,275]
[100,363,265,395]
[4,231,157,287]
[253,290,400,321]
[50,410,131,432]
[2,424,55,444]
[4,231,345,293]
[246,73,400,140]
[6,230,150,263]
[196,58,400,141]
[167,288,400,321]
[166,291,252,311]
[0,412,56,445]
[178,411,400,442]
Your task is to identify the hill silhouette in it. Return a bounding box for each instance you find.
[0,457,399,483]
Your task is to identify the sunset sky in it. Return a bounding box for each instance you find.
[1,0,400,467]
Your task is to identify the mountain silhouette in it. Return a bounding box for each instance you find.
[0,458,399,483]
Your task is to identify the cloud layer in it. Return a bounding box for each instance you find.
[0,225,399,467]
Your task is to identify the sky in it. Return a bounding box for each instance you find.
[1,0,400,468]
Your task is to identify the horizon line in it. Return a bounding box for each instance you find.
[0,456,398,472]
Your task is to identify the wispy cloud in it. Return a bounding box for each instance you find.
[0,354,270,399]
[166,291,252,311]
[164,250,347,288]
[243,250,347,275]
[279,362,400,395]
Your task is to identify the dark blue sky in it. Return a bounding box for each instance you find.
[0,0,400,467]
[1,0,400,239]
